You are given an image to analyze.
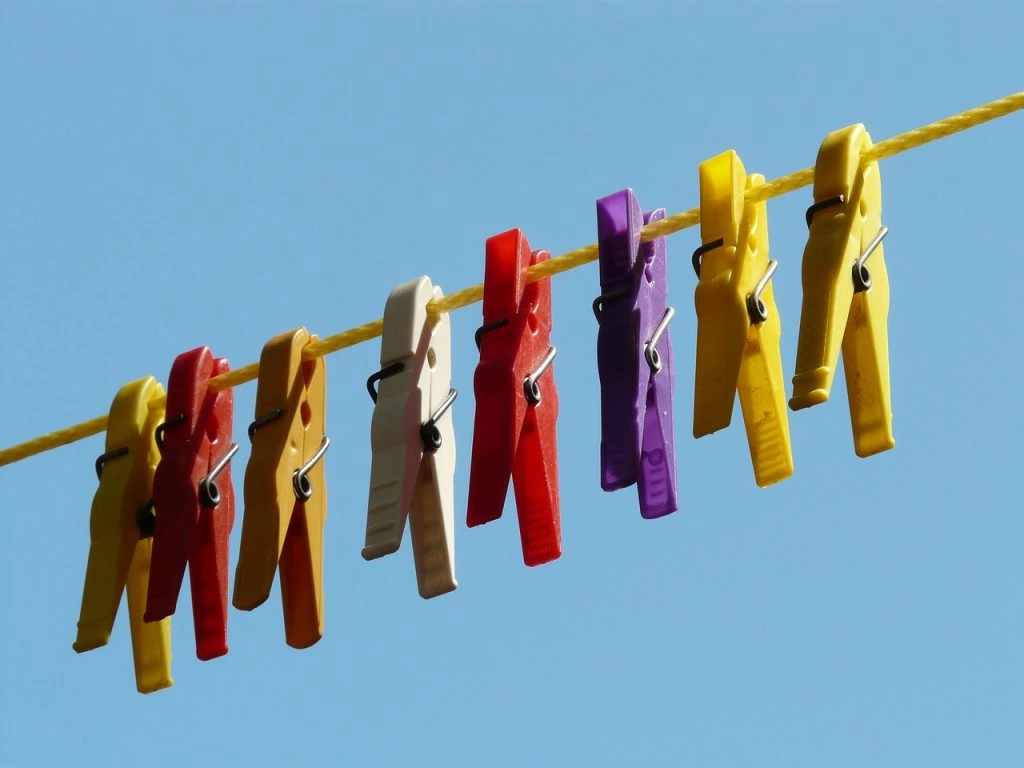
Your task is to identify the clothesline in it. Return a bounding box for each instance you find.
[1,90,1021,469]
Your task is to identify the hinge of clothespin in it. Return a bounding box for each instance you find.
[467,228,561,566]
[148,347,237,661]
[73,376,173,694]
[234,328,329,649]
[693,150,793,487]
[791,124,894,458]
[363,276,458,599]
[594,188,678,517]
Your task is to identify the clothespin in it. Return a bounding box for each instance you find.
[147,347,237,661]
[73,376,173,694]
[593,188,678,518]
[363,276,458,599]
[790,124,894,458]
[233,328,329,649]
[467,228,561,566]
[691,150,793,487]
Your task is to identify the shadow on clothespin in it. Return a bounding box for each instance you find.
[73,376,173,694]
[791,124,894,458]
[147,347,236,661]
[363,276,458,599]
[691,150,793,487]
[594,188,678,517]
[234,328,329,649]
[467,228,561,567]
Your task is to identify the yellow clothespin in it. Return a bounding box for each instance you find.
[234,328,329,649]
[73,376,173,694]
[790,124,894,458]
[363,276,457,599]
[692,150,793,487]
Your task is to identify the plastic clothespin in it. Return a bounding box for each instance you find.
[691,151,794,487]
[73,376,173,694]
[594,188,678,517]
[233,328,329,649]
[363,276,458,599]
[467,228,561,566]
[147,347,236,661]
[790,124,894,458]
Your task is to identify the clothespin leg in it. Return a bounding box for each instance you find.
[278,497,324,649]
[364,371,419,559]
[467,370,519,527]
[125,538,173,693]
[597,296,642,491]
[638,346,678,518]
[511,388,561,566]
[188,495,233,660]
[737,297,794,487]
[410,457,457,599]
[73,496,134,652]
[843,253,894,457]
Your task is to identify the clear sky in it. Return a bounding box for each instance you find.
[1,2,1022,766]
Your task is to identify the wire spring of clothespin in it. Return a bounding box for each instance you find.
[524,347,557,406]
[292,436,330,501]
[745,260,779,325]
[803,195,890,294]
[419,389,457,453]
[853,226,889,292]
[198,443,239,508]
[644,307,675,373]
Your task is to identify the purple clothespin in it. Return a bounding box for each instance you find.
[594,188,678,519]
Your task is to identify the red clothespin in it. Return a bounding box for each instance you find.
[147,348,237,661]
[467,228,561,567]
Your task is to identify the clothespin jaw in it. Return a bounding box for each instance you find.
[694,151,793,487]
[467,228,561,566]
[595,189,678,517]
[148,347,236,661]
[74,376,173,694]
[235,328,328,649]
[364,276,457,599]
[791,124,894,457]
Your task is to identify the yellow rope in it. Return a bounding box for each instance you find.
[1,91,1021,469]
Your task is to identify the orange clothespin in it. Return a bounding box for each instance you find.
[790,124,894,457]
[692,150,793,487]
[233,328,329,649]
[73,376,173,694]
[363,276,458,599]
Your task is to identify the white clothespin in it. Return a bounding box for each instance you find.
[363,276,458,599]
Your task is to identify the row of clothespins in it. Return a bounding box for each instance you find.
[73,124,894,694]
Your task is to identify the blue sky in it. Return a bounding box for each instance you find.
[1,2,1022,766]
